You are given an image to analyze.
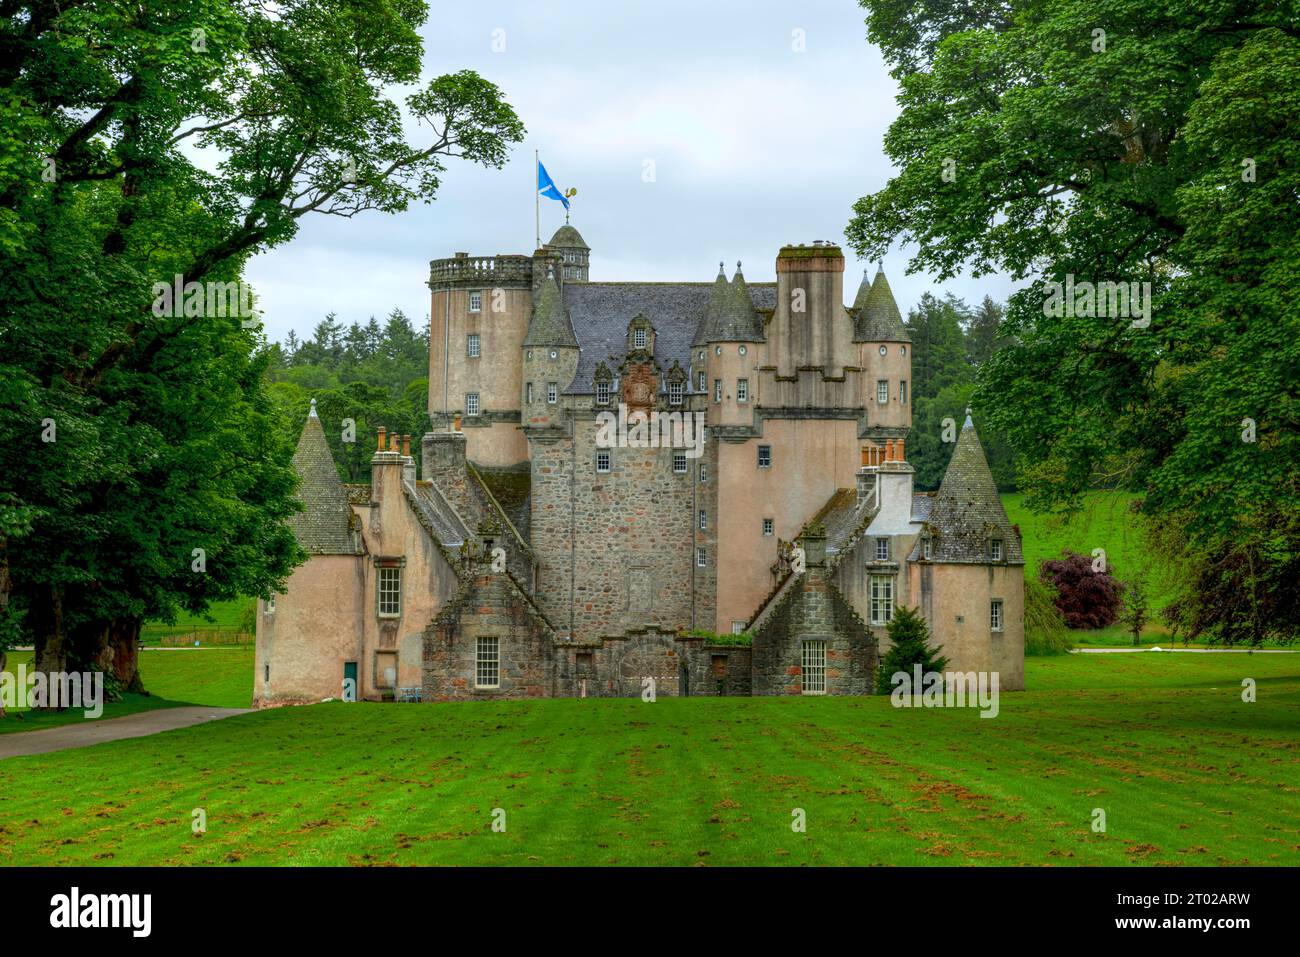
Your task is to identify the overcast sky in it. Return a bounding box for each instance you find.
[246,0,1018,345]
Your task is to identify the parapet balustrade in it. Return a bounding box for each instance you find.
[428,254,533,287]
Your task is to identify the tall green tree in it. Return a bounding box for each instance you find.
[847,0,1300,643]
[0,0,525,686]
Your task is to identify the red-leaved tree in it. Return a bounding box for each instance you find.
[1039,550,1125,629]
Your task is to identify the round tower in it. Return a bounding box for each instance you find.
[544,224,590,282]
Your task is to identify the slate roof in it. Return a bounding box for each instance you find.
[547,224,588,249]
[289,402,362,555]
[911,493,934,523]
[693,264,765,345]
[562,280,776,393]
[852,268,911,343]
[523,270,579,348]
[408,482,471,547]
[921,414,1023,563]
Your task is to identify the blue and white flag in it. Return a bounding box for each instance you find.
[537,159,570,210]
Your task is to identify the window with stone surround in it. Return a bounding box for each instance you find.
[475,637,499,689]
[596,380,610,404]
[875,537,890,561]
[877,380,889,404]
[900,380,908,404]
[525,382,533,404]
[673,451,687,474]
[467,333,480,357]
[802,640,827,695]
[468,290,482,313]
[669,381,684,405]
[990,539,1003,561]
[699,463,707,484]
[737,378,749,402]
[696,547,707,567]
[698,371,706,392]
[546,382,557,404]
[870,574,893,625]
[633,328,648,350]
[698,509,707,530]
[465,392,479,416]
[713,379,722,403]
[763,518,774,536]
[991,600,1004,632]
[377,566,402,618]
[757,444,771,468]
[596,449,611,473]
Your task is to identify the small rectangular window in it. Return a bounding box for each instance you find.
[596,380,610,404]
[698,509,707,531]
[737,378,749,402]
[475,637,499,689]
[696,547,707,567]
[990,539,1003,561]
[699,463,707,484]
[465,392,480,416]
[673,451,687,474]
[763,518,774,536]
[467,333,480,358]
[265,594,276,614]
[547,382,558,404]
[877,380,889,404]
[923,537,934,560]
[802,640,827,695]
[991,599,1004,632]
[870,575,893,625]
[596,450,611,473]
[698,371,706,392]
[757,445,771,468]
[731,620,746,635]
[669,381,684,405]
[468,291,482,313]
[378,566,401,618]
[875,537,890,561]
[525,382,533,404]
[713,379,722,403]
[900,380,908,404]
[633,328,648,349]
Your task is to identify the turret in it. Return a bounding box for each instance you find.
[522,266,579,430]
[544,224,590,282]
[853,267,912,445]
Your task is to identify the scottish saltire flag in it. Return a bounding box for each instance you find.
[537,159,569,210]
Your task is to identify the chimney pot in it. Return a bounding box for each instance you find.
[401,434,411,457]
[453,413,462,432]
[377,426,387,451]
[884,439,894,462]
[897,439,905,461]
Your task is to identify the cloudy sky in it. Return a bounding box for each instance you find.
[247,0,1019,344]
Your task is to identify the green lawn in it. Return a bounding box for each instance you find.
[0,647,253,734]
[141,597,254,645]
[1,652,1296,866]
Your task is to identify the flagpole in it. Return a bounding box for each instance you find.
[534,149,540,251]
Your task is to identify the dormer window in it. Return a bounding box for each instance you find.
[990,539,1003,561]
[633,328,648,350]
[596,380,611,404]
[923,535,934,560]
[669,381,684,405]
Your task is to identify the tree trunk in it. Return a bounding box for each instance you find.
[94,617,144,692]
[32,584,68,677]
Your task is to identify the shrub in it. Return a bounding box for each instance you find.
[1039,549,1125,629]
[874,605,949,693]
[1025,575,1073,655]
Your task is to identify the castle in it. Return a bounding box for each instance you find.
[253,226,1024,704]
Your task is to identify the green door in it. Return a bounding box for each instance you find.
[344,661,358,701]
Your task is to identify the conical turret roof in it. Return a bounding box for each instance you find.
[523,269,579,348]
[289,401,360,555]
[923,412,1022,563]
[854,267,911,343]
[693,261,764,345]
